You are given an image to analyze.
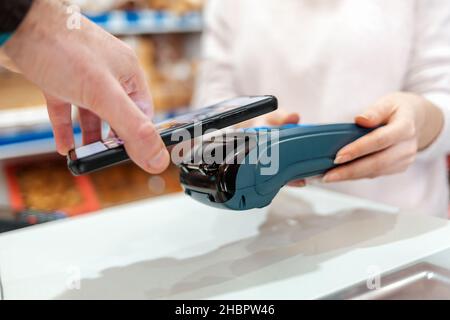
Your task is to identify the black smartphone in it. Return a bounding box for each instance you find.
[67,95,278,175]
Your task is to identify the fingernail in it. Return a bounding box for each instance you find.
[289,180,306,187]
[323,173,340,183]
[148,149,168,170]
[334,154,351,164]
[135,101,153,118]
[58,142,74,156]
[358,114,372,121]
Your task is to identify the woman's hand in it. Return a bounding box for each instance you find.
[236,109,300,128]
[2,0,170,174]
[323,92,444,183]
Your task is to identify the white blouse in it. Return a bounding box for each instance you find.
[194,0,450,217]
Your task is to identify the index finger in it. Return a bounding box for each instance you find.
[121,70,154,119]
[334,118,413,165]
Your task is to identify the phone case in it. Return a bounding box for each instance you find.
[68,96,278,175]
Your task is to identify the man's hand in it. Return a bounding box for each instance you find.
[2,0,169,173]
[323,92,444,182]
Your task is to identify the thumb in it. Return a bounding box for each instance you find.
[88,76,170,174]
[266,110,300,126]
[355,101,394,128]
[0,49,20,72]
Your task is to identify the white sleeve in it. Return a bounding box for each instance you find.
[192,0,238,108]
[403,0,450,161]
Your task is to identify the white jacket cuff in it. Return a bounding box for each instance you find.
[416,93,450,162]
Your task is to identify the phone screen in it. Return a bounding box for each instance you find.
[73,137,123,159]
[71,96,272,160]
[67,95,277,175]
[154,96,268,133]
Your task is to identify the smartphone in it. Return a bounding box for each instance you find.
[67,95,278,175]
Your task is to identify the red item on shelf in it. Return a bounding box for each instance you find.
[4,163,101,216]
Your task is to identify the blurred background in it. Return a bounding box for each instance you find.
[0,0,449,230]
[0,0,204,228]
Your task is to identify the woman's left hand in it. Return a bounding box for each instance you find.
[323,92,444,183]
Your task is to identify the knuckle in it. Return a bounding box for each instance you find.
[374,134,388,149]
[337,170,351,181]
[137,122,159,142]
[408,143,418,157]
[398,164,409,174]
[367,170,380,179]
[340,167,357,181]
[344,148,357,160]
[79,70,109,108]
[49,111,71,125]
[367,173,377,180]
[137,123,163,157]
[348,171,360,180]
[404,122,416,138]
[336,169,348,180]
[81,122,99,133]
[123,45,139,64]
[369,160,382,178]
[405,154,416,166]
[403,140,418,159]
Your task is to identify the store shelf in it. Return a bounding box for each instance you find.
[0,105,50,130]
[0,105,76,160]
[86,10,203,35]
[0,129,82,161]
[0,106,186,160]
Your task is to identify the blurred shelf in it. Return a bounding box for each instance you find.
[0,72,46,109]
[86,10,203,35]
[0,135,82,161]
[0,137,58,160]
[0,105,49,130]
[0,105,81,160]
[0,107,186,161]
